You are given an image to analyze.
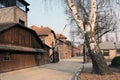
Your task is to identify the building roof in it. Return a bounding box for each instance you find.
[0,23,15,32]
[37,27,52,36]
[30,25,56,38]
[56,34,67,39]
[0,23,45,48]
[30,25,40,34]
[99,41,120,50]
[18,0,30,6]
[44,43,51,49]
[0,44,47,53]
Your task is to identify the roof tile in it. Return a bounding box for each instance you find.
[30,25,53,36]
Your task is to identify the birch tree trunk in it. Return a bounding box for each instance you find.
[67,0,111,75]
[85,33,111,75]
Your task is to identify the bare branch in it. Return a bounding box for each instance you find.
[96,29,113,40]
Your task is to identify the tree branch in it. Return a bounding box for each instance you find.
[96,29,113,40]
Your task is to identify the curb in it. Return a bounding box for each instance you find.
[75,69,81,80]
[71,64,84,80]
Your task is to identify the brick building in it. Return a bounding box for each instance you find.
[30,26,59,62]
[72,46,82,57]
[56,34,72,59]
[30,26,56,54]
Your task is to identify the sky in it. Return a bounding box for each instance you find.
[25,0,120,43]
[26,0,71,40]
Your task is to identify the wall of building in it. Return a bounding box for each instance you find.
[73,47,82,57]
[0,7,14,24]
[109,50,116,59]
[0,52,50,73]
[0,6,27,26]
[57,41,72,59]
[42,33,56,56]
[0,27,41,48]
[44,47,50,64]
[57,43,63,59]
[64,44,72,59]
[67,45,72,58]
[15,6,27,26]
[109,50,120,59]
[45,33,55,48]
[116,54,120,57]
[0,52,36,73]
[103,49,119,60]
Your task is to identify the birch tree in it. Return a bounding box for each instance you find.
[67,0,111,75]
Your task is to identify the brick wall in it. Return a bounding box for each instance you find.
[0,6,27,26]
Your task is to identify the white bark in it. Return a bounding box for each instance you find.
[89,0,97,32]
[88,0,97,50]
[67,0,84,31]
[67,0,97,33]
[67,0,97,50]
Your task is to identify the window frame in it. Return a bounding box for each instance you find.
[103,50,109,56]
[19,19,25,26]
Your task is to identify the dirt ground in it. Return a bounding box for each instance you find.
[78,67,120,80]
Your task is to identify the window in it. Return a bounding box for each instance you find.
[3,52,12,61]
[19,19,25,26]
[0,3,5,8]
[0,0,14,8]
[117,50,120,54]
[16,0,25,11]
[103,50,109,56]
[0,0,28,12]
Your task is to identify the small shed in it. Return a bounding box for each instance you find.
[0,23,50,73]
